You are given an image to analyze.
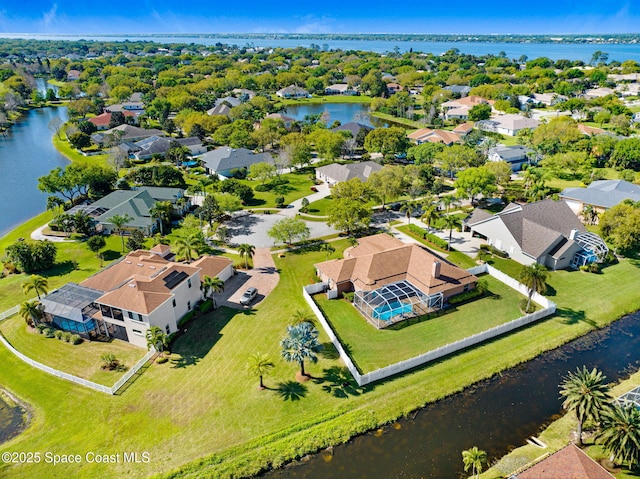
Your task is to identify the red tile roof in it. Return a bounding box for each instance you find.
[516,444,615,479]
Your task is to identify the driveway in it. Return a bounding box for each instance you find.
[215,247,280,310]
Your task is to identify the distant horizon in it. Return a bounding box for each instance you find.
[2,32,640,37]
[1,2,639,36]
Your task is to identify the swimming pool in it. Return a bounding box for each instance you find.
[372,302,412,321]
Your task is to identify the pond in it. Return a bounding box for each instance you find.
[283,103,388,128]
[262,310,640,478]
[0,390,28,445]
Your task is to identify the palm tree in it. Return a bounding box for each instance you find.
[22,274,49,300]
[246,353,275,389]
[441,214,461,251]
[291,309,315,327]
[280,322,323,378]
[108,213,132,252]
[400,201,418,225]
[174,233,202,263]
[420,204,440,232]
[596,401,640,468]
[560,366,612,446]
[145,326,169,354]
[238,243,256,270]
[519,263,548,313]
[440,194,459,214]
[320,242,335,261]
[19,300,43,327]
[202,275,225,308]
[149,201,172,236]
[462,446,487,479]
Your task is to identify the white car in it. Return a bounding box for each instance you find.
[239,287,258,305]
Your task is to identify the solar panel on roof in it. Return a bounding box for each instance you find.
[163,270,188,289]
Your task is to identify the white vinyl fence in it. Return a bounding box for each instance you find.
[304,265,556,386]
[0,305,155,395]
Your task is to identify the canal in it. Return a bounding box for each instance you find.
[0,88,68,236]
[263,311,640,478]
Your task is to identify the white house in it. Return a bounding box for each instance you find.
[315,161,383,186]
[40,248,234,348]
[476,114,540,136]
[276,85,309,99]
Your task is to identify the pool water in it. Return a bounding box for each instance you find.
[372,302,412,321]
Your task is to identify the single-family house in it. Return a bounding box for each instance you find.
[91,124,166,146]
[200,147,273,178]
[129,136,205,161]
[532,92,567,106]
[276,85,309,99]
[443,85,471,97]
[40,248,233,347]
[206,104,232,117]
[514,443,615,479]
[452,122,474,137]
[464,200,608,270]
[331,122,372,139]
[105,101,145,114]
[476,114,540,136]
[89,187,188,235]
[214,96,242,108]
[441,96,493,121]
[560,179,640,216]
[487,145,536,171]
[577,124,610,137]
[314,234,477,328]
[386,83,403,95]
[407,128,461,146]
[325,84,358,96]
[232,88,256,99]
[583,87,616,99]
[88,111,138,130]
[67,69,81,81]
[264,113,297,129]
[315,161,383,186]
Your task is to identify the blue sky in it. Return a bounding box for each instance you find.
[0,1,639,35]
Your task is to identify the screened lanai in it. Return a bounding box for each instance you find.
[353,280,443,329]
[618,385,640,409]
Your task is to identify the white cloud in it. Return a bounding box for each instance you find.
[41,4,58,29]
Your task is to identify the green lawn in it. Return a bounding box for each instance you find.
[315,275,527,372]
[241,171,315,208]
[2,240,640,479]
[52,133,110,168]
[396,224,478,269]
[0,315,146,385]
[369,112,422,128]
[305,195,333,216]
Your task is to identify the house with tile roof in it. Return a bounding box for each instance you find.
[276,85,310,98]
[200,147,273,178]
[91,124,166,146]
[441,96,493,121]
[464,200,608,270]
[325,83,359,96]
[560,179,640,215]
[40,248,234,348]
[88,111,138,130]
[476,114,540,136]
[315,234,477,328]
[331,122,372,138]
[407,128,461,146]
[315,161,383,186]
[514,443,614,479]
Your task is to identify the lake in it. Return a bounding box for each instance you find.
[262,310,640,478]
[283,103,381,127]
[0,102,68,237]
[7,34,640,62]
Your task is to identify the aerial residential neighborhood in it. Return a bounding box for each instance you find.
[1,24,640,479]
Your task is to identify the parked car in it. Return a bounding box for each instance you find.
[239,287,258,305]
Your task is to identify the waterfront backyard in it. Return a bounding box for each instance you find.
[2,238,640,478]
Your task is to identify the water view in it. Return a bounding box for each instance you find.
[283,103,376,127]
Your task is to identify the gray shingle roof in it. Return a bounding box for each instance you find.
[332,122,372,137]
[560,179,640,209]
[489,145,533,162]
[200,147,272,173]
[316,161,383,183]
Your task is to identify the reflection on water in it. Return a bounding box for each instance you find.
[284,103,389,128]
[263,311,640,478]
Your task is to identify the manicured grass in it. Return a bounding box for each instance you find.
[315,275,527,372]
[0,315,146,385]
[481,368,640,479]
[396,224,477,269]
[369,112,422,128]
[305,195,333,216]
[240,172,315,208]
[52,133,110,168]
[2,239,640,479]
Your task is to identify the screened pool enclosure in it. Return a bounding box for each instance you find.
[353,280,443,329]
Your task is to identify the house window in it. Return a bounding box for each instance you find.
[187,301,191,310]
[172,299,176,308]
[138,314,143,322]
[100,304,112,318]
[111,308,124,321]
[464,284,471,292]
[165,325,170,334]
[132,329,143,336]
[127,311,134,319]
[188,279,192,288]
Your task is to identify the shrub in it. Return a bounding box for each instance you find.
[254,184,269,192]
[479,243,509,258]
[199,300,213,314]
[342,292,355,302]
[519,298,537,314]
[156,356,169,364]
[63,331,72,342]
[36,323,47,334]
[44,328,55,338]
[177,311,196,329]
[426,233,449,250]
[54,330,64,340]
[447,287,485,305]
[275,195,285,207]
[71,334,82,345]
